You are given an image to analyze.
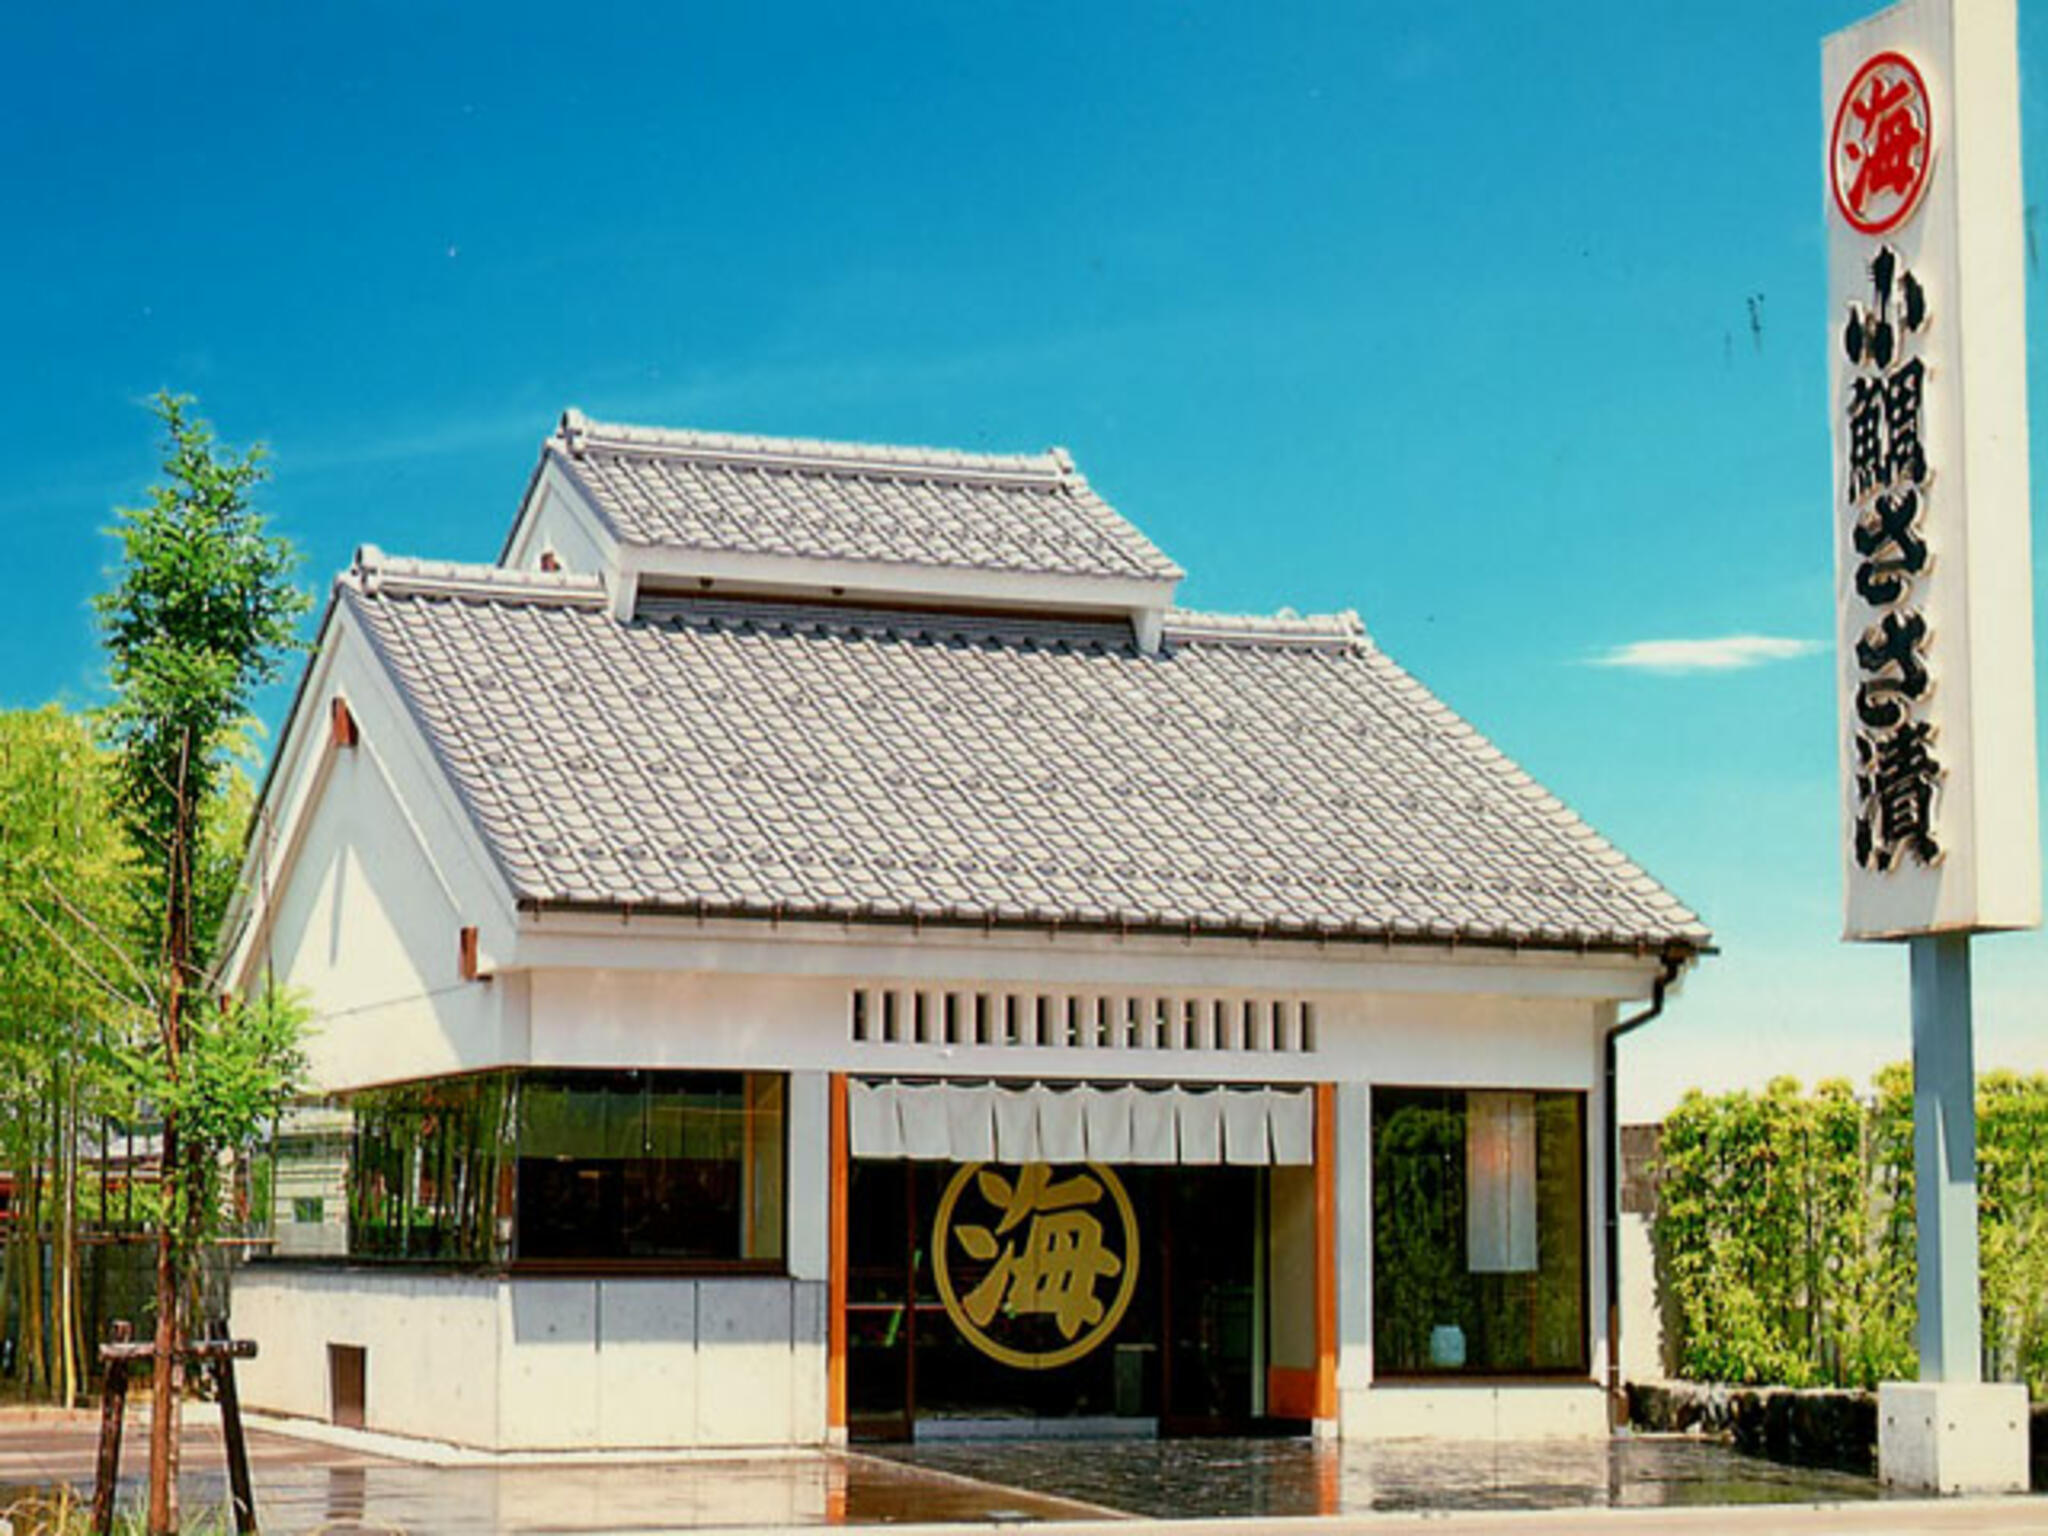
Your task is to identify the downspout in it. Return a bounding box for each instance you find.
[1603,947,1685,1431]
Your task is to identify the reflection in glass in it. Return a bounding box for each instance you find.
[265,1069,786,1268]
[1371,1087,1585,1374]
[516,1070,784,1263]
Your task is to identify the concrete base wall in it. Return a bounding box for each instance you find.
[1341,1384,1606,1440]
[1878,1381,2030,1494]
[234,1268,827,1451]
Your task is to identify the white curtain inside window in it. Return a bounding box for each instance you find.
[1465,1089,1538,1273]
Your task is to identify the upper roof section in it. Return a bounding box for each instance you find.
[333,553,1711,958]
[505,411,1184,642]
[551,410,1182,581]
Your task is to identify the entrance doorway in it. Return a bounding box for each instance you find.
[847,1160,1292,1441]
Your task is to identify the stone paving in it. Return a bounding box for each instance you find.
[3,1409,2045,1533]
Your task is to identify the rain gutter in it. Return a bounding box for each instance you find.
[1603,946,1687,1431]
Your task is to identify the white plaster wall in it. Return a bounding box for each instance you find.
[521,965,1608,1089]
[514,914,1659,999]
[242,621,526,1093]
[1619,1211,1671,1382]
[1332,992,1601,1091]
[235,1269,826,1451]
[1586,1018,1615,1395]
[261,741,514,1091]
[506,475,611,576]
[786,1071,831,1283]
[1335,1080,1374,1421]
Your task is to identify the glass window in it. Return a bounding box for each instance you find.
[270,1069,787,1269]
[514,1070,785,1265]
[346,1074,515,1265]
[1371,1087,1586,1375]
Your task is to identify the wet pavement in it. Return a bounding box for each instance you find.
[879,1434,1889,1519]
[0,1411,1114,1533]
[4,1409,2044,1533]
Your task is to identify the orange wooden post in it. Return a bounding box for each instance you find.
[1313,1081,1338,1424]
[827,1072,849,1434]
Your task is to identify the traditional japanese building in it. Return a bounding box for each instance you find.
[222,410,1707,1451]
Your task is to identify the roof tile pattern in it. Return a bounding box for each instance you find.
[346,582,1707,951]
[551,419,1182,583]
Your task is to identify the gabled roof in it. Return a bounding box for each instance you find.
[338,555,1709,955]
[542,410,1183,585]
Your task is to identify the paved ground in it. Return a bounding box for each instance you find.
[2,1408,2044,1533]
[8,1410,1112,1532]
[880,1434,1890,1517]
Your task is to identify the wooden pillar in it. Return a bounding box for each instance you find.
[827,1073,849,1435]
[1313,1081,1338,1424]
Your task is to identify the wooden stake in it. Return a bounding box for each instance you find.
[91,1320,133,1536]
[209,1318,257,1536]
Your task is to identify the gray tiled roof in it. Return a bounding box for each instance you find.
[343,568,1708,953]
[548,413,1183,583]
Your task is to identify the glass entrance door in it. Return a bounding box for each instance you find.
[846,1159,918,1441]
[1161,1165,1261,1433]
[849,1159,1273,1440]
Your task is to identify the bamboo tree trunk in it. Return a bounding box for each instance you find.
[0,1103,17,1389]
[22,1112,45,1397]
[56,1065,78,1408]
[0,1217,13,1388]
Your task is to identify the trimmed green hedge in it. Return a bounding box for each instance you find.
[1654,1067,2048,1397]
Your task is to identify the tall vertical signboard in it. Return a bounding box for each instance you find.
[1828,0,2037,938]
[1824,0,2036,1493]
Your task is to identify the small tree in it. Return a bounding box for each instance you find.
[97,393,310,1535]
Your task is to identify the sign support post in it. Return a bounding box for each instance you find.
[1908,932,1977,1385]
[1823,0,2035,1494]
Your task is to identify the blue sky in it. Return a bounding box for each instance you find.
[5,2,2043,1115]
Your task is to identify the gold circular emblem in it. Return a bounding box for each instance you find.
[932,1161,1139,1371]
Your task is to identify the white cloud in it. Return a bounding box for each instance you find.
[1590,635,1825,674]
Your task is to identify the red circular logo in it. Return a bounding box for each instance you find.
[1831,51,1933,235]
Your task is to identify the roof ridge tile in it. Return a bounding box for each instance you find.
[557,408,1065,484]
[344,547,609,608]
[1164,607,1366,649]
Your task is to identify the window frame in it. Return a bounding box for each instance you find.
[258,1067,792,1279]
[509,1067,790,1274]
[1367,1082,1593,1383]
